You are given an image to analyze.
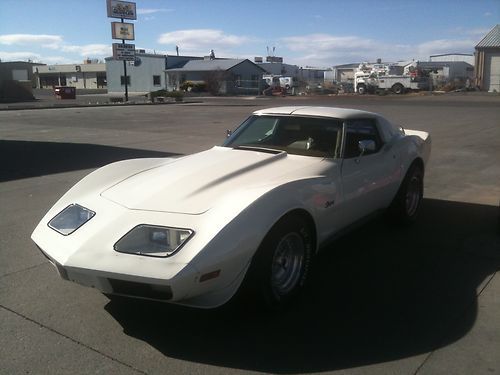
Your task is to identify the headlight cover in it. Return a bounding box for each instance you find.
[48,204,95,235]
[114,225,194,257]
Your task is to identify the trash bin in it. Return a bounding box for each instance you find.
[54,86,76,99]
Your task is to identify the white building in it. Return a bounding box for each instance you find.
[34,62,106,89]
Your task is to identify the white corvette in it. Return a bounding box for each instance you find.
[32,106,431,309]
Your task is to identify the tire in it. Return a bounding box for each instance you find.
[244,215,314,309]
[389,163,424,223]
[357,84,366,95]
[392,83,405,94]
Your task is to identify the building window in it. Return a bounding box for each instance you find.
[251,75,259,88]
[153,75,161,86]
[120,75,130,85]
[235,74,242,87]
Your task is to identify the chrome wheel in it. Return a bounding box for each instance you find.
[271,232,305,296]
[405,175,422,217]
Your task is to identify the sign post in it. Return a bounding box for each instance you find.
[107,0,137,102]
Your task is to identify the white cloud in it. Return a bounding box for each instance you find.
[0,51,41,61]
[38,56,75,64]
[0,34,63,46]
[137,8,172,15]
[416,39,475,57]
[484,12,492,17]
[60,44,111,57]
[282,34,377,53]
[281,34,400,66]
[280,32,477,66]
[158,29,250,52]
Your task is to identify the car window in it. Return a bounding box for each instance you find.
[230,116,278,145]
[224,115,342,158]
[343,118,383,158]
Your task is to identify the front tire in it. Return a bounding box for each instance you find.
[245,215,313,309]
[389,163,424,223]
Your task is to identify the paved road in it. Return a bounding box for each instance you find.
[0,95,499,374]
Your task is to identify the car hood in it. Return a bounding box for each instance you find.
[101,146,322,215]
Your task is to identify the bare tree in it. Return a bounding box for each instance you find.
[203,69,230,95]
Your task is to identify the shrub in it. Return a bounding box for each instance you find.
[149,89,184,101]
[180,81,207,92]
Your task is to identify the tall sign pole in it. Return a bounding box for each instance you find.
[107,0,136,102]
[121,17,129,102]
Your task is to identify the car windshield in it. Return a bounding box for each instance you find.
[223,115,342,157]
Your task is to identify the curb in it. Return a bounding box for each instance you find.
[0,100,204,111]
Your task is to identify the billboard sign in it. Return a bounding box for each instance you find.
[266,56,284,63]
[111,22,135,40]
[112,43,135,61]
[107,0,137,20]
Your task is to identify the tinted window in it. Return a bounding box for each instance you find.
[344,119,383,158]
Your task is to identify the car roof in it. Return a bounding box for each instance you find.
[253,106,380,119]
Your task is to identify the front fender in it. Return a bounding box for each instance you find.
[177,178,324,307]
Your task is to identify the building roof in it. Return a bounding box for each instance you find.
[332,63,360,69]
[166,58,265,72]
[476,24,500,48]
[417,61,473,69]
[429,53,473,58]
[0,61,45,67]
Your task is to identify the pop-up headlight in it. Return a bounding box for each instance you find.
[114,225,193,257]
[48,204,95,235]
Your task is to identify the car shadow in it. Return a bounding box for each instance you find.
[0,140,180,182]
[105,198,500,373]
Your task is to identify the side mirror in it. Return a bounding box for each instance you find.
[226,129,232,138]
[358,140,376,156]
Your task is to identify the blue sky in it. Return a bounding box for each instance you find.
[0,0,498,66]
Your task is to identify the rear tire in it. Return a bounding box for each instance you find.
[392,83,405,94]
[244,215,313,309]
[389,163,423,223]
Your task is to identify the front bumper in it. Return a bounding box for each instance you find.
[37,245,188,300]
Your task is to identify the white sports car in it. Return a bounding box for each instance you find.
[32,106,431,309]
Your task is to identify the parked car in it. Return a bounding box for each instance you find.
[32,106,431,309]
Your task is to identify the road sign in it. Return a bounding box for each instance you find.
[111,22,135,40]
[107,0,137,20]
[112,43,135,61]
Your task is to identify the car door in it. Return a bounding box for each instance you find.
[339,118,399,226]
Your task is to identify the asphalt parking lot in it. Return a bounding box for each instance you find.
[1,94,499,374]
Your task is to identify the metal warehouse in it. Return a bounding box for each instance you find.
[475,24,500,92]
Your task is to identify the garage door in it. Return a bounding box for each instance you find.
[485,53,500,92]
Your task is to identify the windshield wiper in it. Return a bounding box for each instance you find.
[232,145,285,154]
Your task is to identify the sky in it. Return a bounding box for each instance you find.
[0,0,498,67]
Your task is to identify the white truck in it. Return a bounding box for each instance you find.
[262,74,297,94]
[354,64,428,94]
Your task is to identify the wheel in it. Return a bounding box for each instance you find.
[244,215,314,309]
[389,163,423,223]
[392,83,405,94]
[357,84,366,95]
